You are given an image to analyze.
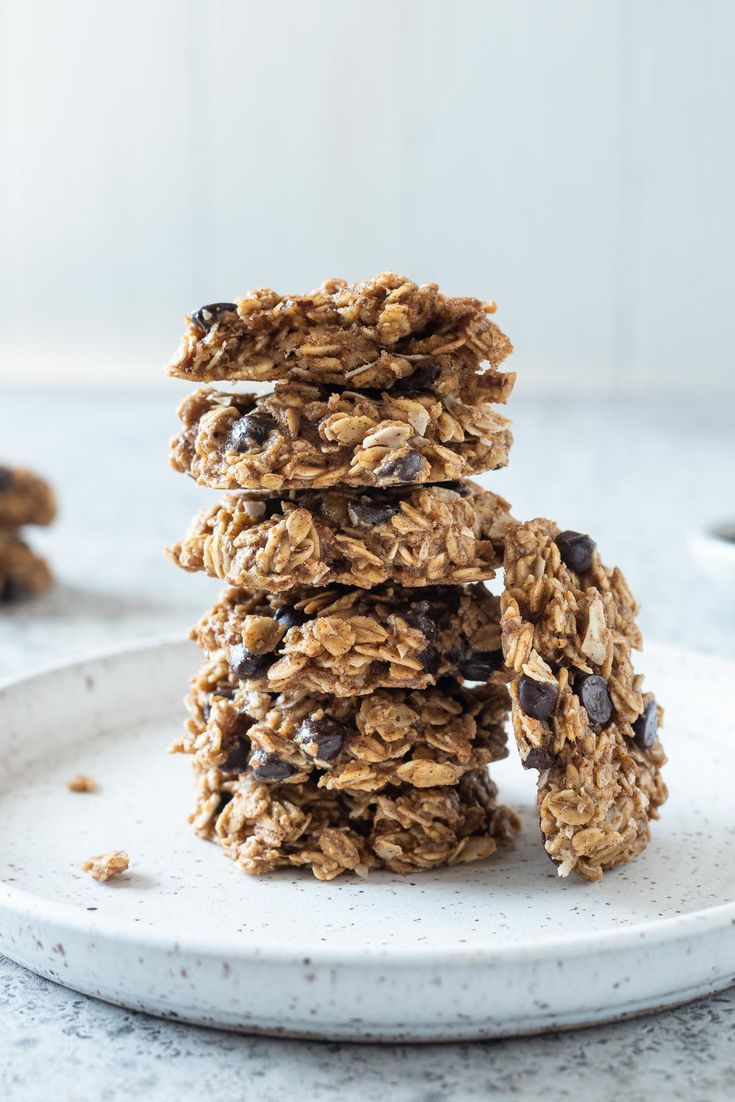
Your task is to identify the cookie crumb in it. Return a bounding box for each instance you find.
[67,774,97,793]
[81,851,129,882]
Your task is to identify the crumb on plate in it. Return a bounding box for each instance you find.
[67,774,97,793]
[81,850,129,882]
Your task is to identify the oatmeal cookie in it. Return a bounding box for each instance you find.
[167,480,513,592]
[0,465,56,528]
[174,654,509,793]
[501,519,667,882]
[190,764,520,879]
[191,583,504,697]
[167,272,514,399]
[0,533,53,602]
[169,383,512,491]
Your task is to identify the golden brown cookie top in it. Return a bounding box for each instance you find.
[167,272,513,395]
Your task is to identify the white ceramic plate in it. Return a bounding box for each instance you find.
[0,640,733,1041]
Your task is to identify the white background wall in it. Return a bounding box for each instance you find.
[1,0,734,394]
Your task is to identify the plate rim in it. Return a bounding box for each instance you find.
[1,636,733,968]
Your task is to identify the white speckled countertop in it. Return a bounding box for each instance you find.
[1,388,734,1100]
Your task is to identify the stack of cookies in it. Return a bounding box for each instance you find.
[166,272,667,884]
[166,273,521,879]
[0,466,55,604]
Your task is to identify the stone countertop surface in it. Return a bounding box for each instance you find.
[1,387,734,1101]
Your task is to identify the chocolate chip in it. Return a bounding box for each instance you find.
[523,747,558,771]
[435,675,459,694]
[374,450,425,484]
[518,675,558,720]
[250,752,296,782]
[348,499,399,526]
[220,736,251,774]
[419,646,440,675]
[228,411,276,452]
[189,302,238,332]
[274,605,306,630]
[438,587,461,614]
[229,644,273,679]
[391,361,441,394]
[404,602,438,642]
[576,674,614,726]
[0,466,14,491]
[213,684,237,700]
[456,650,504,681]
[295,716,346,761]
[263,498,284,519]
[632,699,658,749]
[440,480,470,496]
[555,530,596,574]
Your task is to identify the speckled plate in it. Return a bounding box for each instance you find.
[0,640,733,1041]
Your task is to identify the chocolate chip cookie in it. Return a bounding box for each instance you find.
[170,383,512,492]
[501,518,667,882]
[167,271,514,400]
[0,466,56,528]
[191,583,504,697]
[168,481,512,592]
[176,654,510,793]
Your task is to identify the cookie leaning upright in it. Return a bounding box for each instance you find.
[501,519,667,882]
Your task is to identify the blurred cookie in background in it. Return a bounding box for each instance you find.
[0,532,53,603]
[0,465,56,604]
[0,465,56,528]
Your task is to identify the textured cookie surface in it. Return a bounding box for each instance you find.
[0,465,56,528]
[167,271,514,398]
[168,481,513,591]
[169,383,512,491]
[190,764,520,879]
[192,583,504,697]
[175,654,509,793]
[501,518,667,882]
